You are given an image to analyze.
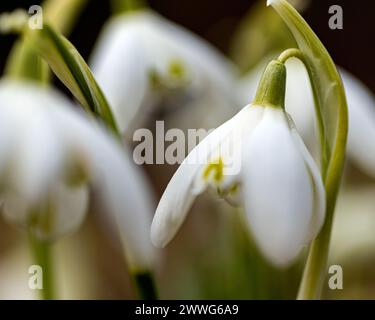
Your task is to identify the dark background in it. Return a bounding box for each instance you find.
[0,0,374,91]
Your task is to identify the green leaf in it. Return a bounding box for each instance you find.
[4,0,88,83]
[268,0,348,299]
[25,24,119,135]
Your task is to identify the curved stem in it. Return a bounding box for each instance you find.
[277,48,327,176]
[29,232,55,300]
[277,48,305,64]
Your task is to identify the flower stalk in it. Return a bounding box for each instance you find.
[133,272,158,300]
[28,231,55,300]
[268,0,348,299]
[111,0,146,14]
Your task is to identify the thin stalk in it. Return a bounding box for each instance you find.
[270,1,348,299]
[111,0,146,14]
[29,232,55,300]
[133,271,158,300]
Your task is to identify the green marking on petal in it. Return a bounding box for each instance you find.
[148,68,162,88]
[228,183,239,195]
[29,198,55,238]
[148,59,187,90]
[217,182,239,198]
[168,59,185,80]
[203,158,224,183]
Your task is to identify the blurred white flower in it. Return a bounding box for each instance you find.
[239,58,375,178]
[151,101,325,266]
[0,80,155,271]
[90,10,239,134]
[331,185,375,264]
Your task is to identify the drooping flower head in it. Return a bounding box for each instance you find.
[151,60,326,266]
[90,10,239,133]
[0,80,155,271]
[239,59,375,179]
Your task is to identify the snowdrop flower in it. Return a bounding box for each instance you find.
[151,60,325,266]
[0,80,154,271]
[90,10,239,134]
[239,58,375,178]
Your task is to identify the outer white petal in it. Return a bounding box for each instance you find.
[284,58,316,142]
[2,182,88,241]
[11,109,63,203]
[242,107,313,266]
[90,11,239,133]
[47,183,88,240]
[90,15,150,133]
[150,107,249,248]
[151,104,265,247]
[53,106,156,271]
[290,125,325,242]
[340,69,375,178]
[146,12,238,96]
[0,81,156,270]
[0,82,87,240]
[150,160,203,248]
[201,105,265,197]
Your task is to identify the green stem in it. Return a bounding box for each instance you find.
[111,0,146,14]
[277,49,328,175]
[277,48,305,64]
[29,232,55,300]
[297,203,335,299]
[133,271,158,300]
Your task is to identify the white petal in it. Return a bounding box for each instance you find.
[47,183,88,240]
[54,107,156,271]
[200,105,265,196]
[90,11,238,133]
[0,82,68,202]
[150,106,249,248]
[0,81,156,271]
[284,58,316,143]
[290,125,325,242]
[340,69,375,178]
[242,107,313,266]
[150,160,202,248]
[90,16,150,133]
[11,110,64,202]
[2,182,88,241]
[146,12,238,96]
